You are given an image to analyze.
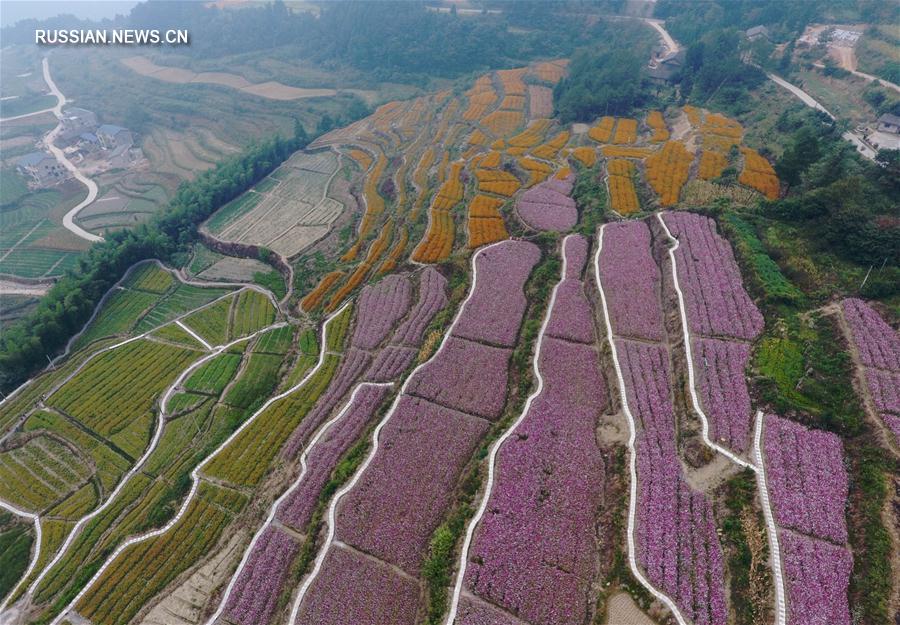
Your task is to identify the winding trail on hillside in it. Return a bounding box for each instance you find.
[45,304,343,625]
[0,266,283,618]
[656,213,786,625]
[287,239,500,623]
[202,380,394,625]
[41,57,103,243]
[443,234,573,624]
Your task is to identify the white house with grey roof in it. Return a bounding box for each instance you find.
[97,124,133,150]
[16,152,68,186]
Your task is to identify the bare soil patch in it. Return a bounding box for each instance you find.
[122,56,338,101]
[606,592,657,625]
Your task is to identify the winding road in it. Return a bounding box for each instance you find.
[40,57,102,243]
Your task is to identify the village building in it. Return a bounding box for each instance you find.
[877,113,900,135]
[59,107,99,141]
[647,49,686,84]
[97,124,134,150]
[746,25,770,41]
[16,152,68,186]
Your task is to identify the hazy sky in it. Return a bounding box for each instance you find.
[1,1,139,28]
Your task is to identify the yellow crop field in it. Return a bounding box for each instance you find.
[739,147,780,199]
[607,159,639,214]
[571,146,597,167]
[646,111,669,142]
[612,118,638,144]
[588,116,615,143]
[645,140,693,206]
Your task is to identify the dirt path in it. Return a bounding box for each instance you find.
[40,57,102,243]
[0,280,50,298]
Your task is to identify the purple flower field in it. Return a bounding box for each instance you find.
[617,339,727,625]
[277,384,390,530]
[694,338,753,453]
[464,338,607,625]
[407,336,512,420]
[563,234,589,280]
[295,545,420,625]
[351,274,412,350]
[516,177,577,232]
[393,267,448,346]
[598,221,665,342]
[883,414,900,445]
[283,348,372,458]
[365,345,418,382]
[224,527,299,625]
[545,280,594,344]
[867,368,900,416]
[453,240,541,347]
[763,414,848,544]
[780,530,852,625]
[663,212,764,341]
[842,298,900,371]
[336,395,489,574]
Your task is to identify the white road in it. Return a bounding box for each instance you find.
[765,71,877,161]
[656,213,786,625]
[40,57,103,243]
[594,224,689,625]
[444,234,573,624]
[644,17,680,58]
[202,380,394,625]
[288,240,506,623]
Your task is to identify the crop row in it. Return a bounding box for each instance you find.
[497,68,527,96]
[125,263,175,294]
[295,544,420,625]
[74,289,159,348]
[183,296,231,345]
[763,414,848,543]
[282,348,372,460]
[391,267,450,346]
[76,483,246,625]
[780,529,852,625]
[530,130,570,160]
[647,111,669,142]
[351,275,412,350]
[601,145,654,159]
[134,284,233,333]
[571,146,596,167]
[358,152,388,239]
[645,140,692,206]
[222,352,284,410]
[698,150,728,180]
[481,110,524,137]
[224,526,300,625]
[378,226,408,275]
[231,289,276,339]
[277,384,391,531]
[508,119,552,148]
[617,339,728,625]
[474,168,520,197]
[841,298,900,372]
[612,117,638,144]
[463,75,497,121]
[207,354,338,486]
[183,351,243,395]
[694,338,754,453]
[588,116,615,143]
[607,159,640,214]
[49,339,199,443]
[464,237,605,623]
[739,147,779,200]
[662,212,765,340]
[0,436,91,512]
[597,221,664,341]
[517,156,553,186]
[515,174,577,232]
[346,148,373,172]
[327,222,394,311]
[301,270,344,312]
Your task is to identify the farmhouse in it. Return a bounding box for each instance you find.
[16,151,68,186]
[746,25,770,41]
[647,49,686,84]
[877,113,900,135]
[60,107,98,141]
[97,124,134,150]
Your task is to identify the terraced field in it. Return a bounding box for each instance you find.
[0,54,884,625]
